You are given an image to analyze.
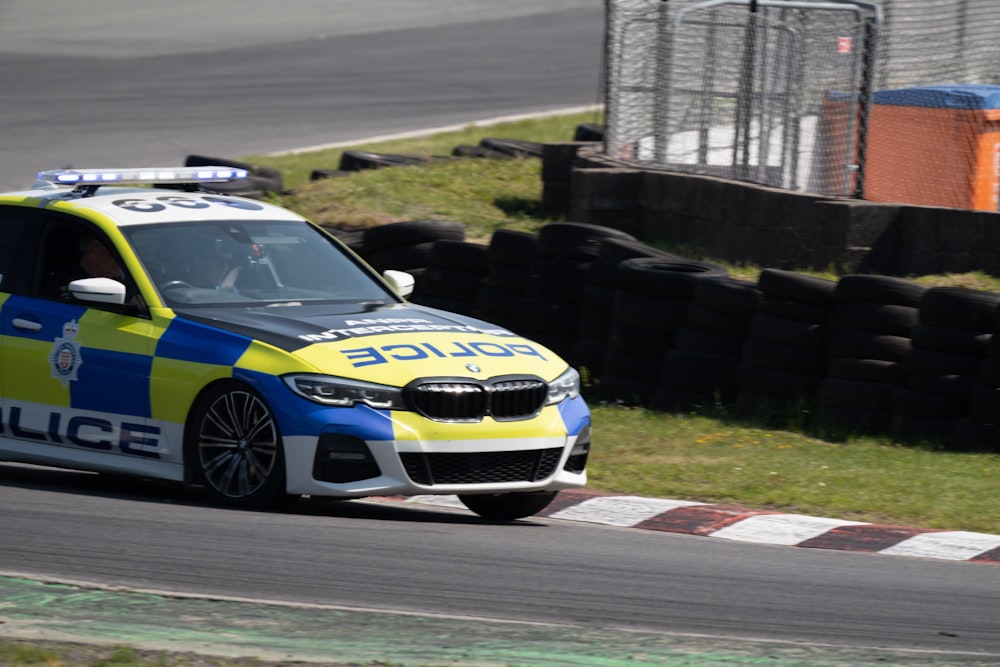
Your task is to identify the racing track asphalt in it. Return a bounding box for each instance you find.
[401,490,1000,566]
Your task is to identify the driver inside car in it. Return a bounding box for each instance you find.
[188,243,239,291]
[158,237,240,294]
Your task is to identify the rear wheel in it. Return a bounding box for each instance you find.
[458,491,558,521]
[188,382,286,509]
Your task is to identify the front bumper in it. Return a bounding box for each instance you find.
[280,396,590,497]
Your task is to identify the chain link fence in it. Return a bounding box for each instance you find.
[603,0,1000,208]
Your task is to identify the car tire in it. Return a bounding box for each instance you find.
[458,491,558,521]
[187,381,287,510]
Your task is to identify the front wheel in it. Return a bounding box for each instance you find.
[458,491,558,521]
[188,381,286,509]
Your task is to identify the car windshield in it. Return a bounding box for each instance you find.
[125,220,395,306]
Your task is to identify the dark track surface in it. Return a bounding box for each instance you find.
[0,1,605,190]
[1,463,999,661]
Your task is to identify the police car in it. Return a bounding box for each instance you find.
[0,167,590,520]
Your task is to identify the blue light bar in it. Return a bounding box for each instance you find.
[36,167,250,186]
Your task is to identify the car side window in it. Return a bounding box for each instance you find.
[32,216,134,307]
[0,205,33,293]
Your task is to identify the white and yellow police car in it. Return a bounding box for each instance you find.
[0,167,590,520]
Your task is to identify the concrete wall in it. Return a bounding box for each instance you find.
[542,144,1000,277]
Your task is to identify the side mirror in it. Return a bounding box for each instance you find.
[383,269,414,298]
[68,277,127,305]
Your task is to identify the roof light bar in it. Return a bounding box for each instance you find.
[36,167,250,186]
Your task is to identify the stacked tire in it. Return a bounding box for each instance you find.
[409,240,489,317]
[475,230,539,331]
[511,222,636,359]
[601,257,727,404]
[816,275,927,435]
[572,239,678,379]
[955,305,1000,452]
[736,269,836,420]
[185,154,284,198]
[655,276,762,411]
[338,150,442,172]
[890,287,1000,445]
[360,220,467,291]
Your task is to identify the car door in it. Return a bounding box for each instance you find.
[0,204,34,437]
[0,211,166,471]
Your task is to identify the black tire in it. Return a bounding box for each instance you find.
[536,222,635,260]
[617,257,728,299]
[429,240,489,274]
[338,150,433,171]
[511,297,581,336]
[968,383,1000,423]
[608,325,671,358]
[604,350,667,381]
[526,258,592,300]
[827,357,906,383]
[419,268,485,301]
[574,122,605,141]
[596,374,660,405]
[980,357,1000,387]
[478,138,545,158]
[362,220,466,254]
[759,298,831,324]
[828,302,919,337]
[748,313,828,351]
[685,305,753,337]
[736,364,823,398]
[488,229,538,266]
[694,277,763,318]
[452,144,512,159]
[310,168,352,181]
[187,381,286,509]
[362,242,436,272]
[757,268,837,305]
[833,274,928,307]
[827,332,912,363]
[184,154,284,196]
[818,377,895,411]
[889,415,956,445]
[594,238,677,271]
[905,348,984,377]
[953,417,1000,453]
[906,373,980,397]
[814,406,891,435]
[890,387,968,418]
[571,337,608,376]
[475,285,521,323]
[612,292,691,331]
[661,350,740,392]
[918,287,1000,331]
[910,324,992,355]
[741,338,826,374]
[579,284,616,320]
[459,491,558,521]
[486,264,533,291]
[673,326,744,356]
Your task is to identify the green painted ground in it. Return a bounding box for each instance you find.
[0,576,995,667]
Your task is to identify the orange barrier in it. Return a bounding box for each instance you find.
[864,85,1000,212]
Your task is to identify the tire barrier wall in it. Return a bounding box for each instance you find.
[352,221,1000,452]
[542,147,1000,279]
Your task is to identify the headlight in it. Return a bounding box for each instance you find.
[283,374,405,409]
[546,366,580,405]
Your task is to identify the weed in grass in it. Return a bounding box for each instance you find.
[0,641,61,665]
